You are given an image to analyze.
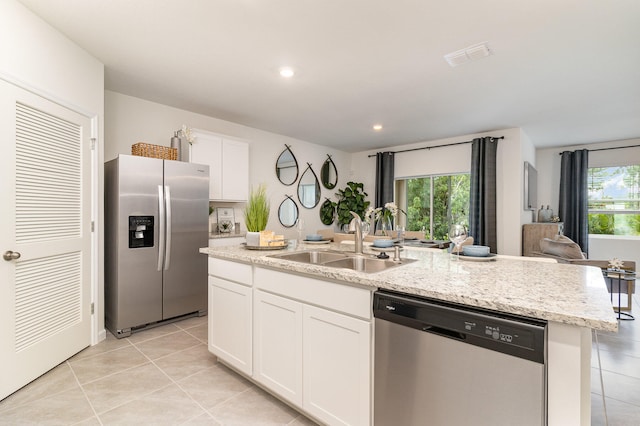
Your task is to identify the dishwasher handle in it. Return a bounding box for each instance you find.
[422,324,466,341]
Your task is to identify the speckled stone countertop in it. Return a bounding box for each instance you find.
[199,243,618,332]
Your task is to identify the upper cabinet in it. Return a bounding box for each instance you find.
[191,130,249,201]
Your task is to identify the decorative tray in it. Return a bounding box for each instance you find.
[241,242,287,251]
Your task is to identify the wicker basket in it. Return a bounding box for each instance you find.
[131,142,177,160]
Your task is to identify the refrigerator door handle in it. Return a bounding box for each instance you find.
[157,185,165,271]
[164,185,172,270]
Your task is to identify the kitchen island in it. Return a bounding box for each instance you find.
[200,243,616,426]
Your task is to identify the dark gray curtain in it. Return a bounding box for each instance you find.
[375,152,395,208]
[558,149,589,255]
[469,137,498,252]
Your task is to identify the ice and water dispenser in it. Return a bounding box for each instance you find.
[129,216,154,248]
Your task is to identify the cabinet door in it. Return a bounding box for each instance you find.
[208,276,252,375]
[221,139,248,201]
[191,132,222,200]
[253,290,303,406]
[303,305,371,426]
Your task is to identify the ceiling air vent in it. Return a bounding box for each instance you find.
[444,42,492,67]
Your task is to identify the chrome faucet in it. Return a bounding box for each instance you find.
[350,211,364,255]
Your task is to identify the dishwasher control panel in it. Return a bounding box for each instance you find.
[373,290,547,364]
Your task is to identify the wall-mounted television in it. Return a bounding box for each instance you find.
[524,161,537,211]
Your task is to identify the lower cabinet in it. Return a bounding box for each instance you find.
[253,290,303,406]
[207,259,253,376]
[303,305,371,426]
[253,268,372,426]
[209,262,372,426]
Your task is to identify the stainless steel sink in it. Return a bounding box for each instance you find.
[270,250,349,264]
[322,256,412,273]
[268,250,416,273]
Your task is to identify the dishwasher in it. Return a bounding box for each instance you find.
[374,290,547,426]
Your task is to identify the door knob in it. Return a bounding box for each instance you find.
[3,251,21,261]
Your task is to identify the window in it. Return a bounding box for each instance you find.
[588,166,640,236]
[397,174,470,240]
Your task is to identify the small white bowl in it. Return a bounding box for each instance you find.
[373,239,394,248]
[462,245,490,257]
[306,234,323,241]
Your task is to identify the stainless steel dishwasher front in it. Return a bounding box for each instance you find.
[373,291,547,426]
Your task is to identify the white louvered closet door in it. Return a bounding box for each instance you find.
[0,80,91,400]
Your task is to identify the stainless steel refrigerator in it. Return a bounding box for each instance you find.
[105,154,209,338]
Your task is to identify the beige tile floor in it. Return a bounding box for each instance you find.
[2,293,640,425]
[0,315,318,425]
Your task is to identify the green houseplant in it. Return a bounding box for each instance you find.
[244,184,270,245]
[335,181,370,226]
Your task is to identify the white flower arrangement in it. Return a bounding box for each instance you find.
[364,206,382,221]
[365,202,403,222]
[608,258,624,271]
[178,125,196,144]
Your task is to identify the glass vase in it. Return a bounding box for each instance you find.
[376,217,393,237]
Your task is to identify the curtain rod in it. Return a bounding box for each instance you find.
[558,143,640,155]
[367,136,504,158]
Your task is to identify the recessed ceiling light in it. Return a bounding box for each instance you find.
[279,67,295,78]
[373,124,383,131]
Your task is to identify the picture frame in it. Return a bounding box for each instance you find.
[216,207,235,233]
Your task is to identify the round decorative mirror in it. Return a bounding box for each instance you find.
[278,195,299,228]
[320,155,338,189]
[275,145,299,186]
[298,163,321,209]
[319,198,336,225]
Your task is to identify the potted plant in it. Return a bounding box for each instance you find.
[335,181,370,229]
[244,184,270,246]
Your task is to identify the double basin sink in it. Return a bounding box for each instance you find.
[268,250,416,274]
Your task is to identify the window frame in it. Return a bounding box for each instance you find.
[396,172,470,240]
[587,165,640,236]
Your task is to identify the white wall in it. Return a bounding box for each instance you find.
[536,138,640,266]
[519,129,537,226]
[105,91,351,239]
[350,128,528,255]
[0,0,105,341]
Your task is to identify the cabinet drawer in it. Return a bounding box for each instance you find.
[208,257,252,285]
[254,267,372,320]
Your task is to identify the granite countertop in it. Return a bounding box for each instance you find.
[199,243,617,332]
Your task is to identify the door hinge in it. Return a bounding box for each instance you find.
[90,139,96,150]
[91,221,95,232]
[91,303,95,315]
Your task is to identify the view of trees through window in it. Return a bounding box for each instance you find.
[402,174,470,240]
[588,166,640,236]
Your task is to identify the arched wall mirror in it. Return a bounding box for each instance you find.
[278,195,299,228]
[320,155,338,189]
[298,163,321,209]
[275,145,299,186]
[319,198,336,225]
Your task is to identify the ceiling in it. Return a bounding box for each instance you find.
[19,0,640,153]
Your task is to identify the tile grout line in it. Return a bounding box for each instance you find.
[128,331,224,424]
[66,359,105,426]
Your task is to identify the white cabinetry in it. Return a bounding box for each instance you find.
[303,305,371,426]
[191,130,249,201]
[254,267,372,426]
[254,290,303,406]
[207,258,252,375]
